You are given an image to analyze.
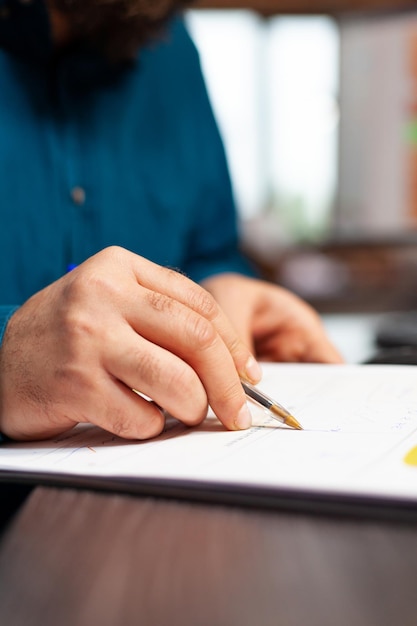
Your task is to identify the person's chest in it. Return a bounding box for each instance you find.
[0,53,198,303]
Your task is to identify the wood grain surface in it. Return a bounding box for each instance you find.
[0,486,417,626]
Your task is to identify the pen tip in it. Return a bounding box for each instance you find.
[270,404,304,430]
[285,414,304,431]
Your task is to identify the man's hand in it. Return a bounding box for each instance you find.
[0,248,261,441]
[202,273,343,364]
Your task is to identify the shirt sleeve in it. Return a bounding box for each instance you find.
[179,23,256,284]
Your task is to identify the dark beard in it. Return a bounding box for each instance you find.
[53,0,193,61]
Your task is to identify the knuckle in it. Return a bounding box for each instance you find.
[146,290,174,313]
[62,271,92,304]
[63,268,123,314]
[165,266,186,280]
[111,405,164,441]
[186,312,217,351]
[188,286,219,320]
[109,412,136,439]
[97,245,125,264]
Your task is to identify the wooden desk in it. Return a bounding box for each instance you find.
[1,485,417,626]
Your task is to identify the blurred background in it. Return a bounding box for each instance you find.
[186,0,417,314]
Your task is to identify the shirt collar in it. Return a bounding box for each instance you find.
[0,0,52,61]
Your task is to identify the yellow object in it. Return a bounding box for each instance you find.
[404,446,417,466]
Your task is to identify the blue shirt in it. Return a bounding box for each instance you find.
[0,0,252,343]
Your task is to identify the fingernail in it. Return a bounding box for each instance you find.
[235,403,252,430]
[245,356,262,384]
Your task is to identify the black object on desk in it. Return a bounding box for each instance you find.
[376,311,417,348]
[365,346,417,365]
[366,310,417,364]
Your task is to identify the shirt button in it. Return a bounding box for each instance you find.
[71,187,86,206]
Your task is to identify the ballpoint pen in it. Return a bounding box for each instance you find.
[241,380,303,430]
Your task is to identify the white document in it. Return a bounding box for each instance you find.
[1,364,417,510]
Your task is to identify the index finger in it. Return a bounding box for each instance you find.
[127,252,263,384]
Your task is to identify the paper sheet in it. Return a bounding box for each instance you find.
[1,364,417,505]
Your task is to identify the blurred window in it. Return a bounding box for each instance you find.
[186,10,339,241]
